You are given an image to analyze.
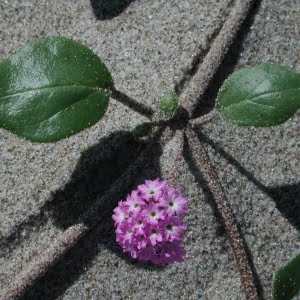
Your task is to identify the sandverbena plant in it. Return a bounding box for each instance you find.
[0,36,299,300]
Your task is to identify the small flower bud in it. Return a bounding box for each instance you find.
[159,91,178,119]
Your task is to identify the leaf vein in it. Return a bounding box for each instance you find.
[0,84,98,100]
[222,87,300,110]
[36,91,100,126]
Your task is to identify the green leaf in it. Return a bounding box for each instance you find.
[159,91,178,118]
[0,36,113,142]
[216,63,300,127]
[273,253,300,300]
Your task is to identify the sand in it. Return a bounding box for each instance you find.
[0,0,299,299]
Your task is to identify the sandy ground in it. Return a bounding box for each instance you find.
[0,0,299,299]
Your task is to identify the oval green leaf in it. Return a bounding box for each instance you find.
[0,36,113,142]
[216,63,300,127]
[273,253,300,300]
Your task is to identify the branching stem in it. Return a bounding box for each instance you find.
[186,126,258,300]
[190,109,217,126]
[1,1,261,299]
[180,0,257,117]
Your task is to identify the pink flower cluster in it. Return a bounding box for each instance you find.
[112,178,188,265]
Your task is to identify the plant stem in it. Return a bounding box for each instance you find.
[190,109,217,126]
[186,126,258,300]
[180,0,257,117]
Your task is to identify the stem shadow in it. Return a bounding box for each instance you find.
[196,129,300,232]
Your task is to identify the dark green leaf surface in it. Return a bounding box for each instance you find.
[0,36,113,142]
[216,63,300,127]
[273,253,300,300]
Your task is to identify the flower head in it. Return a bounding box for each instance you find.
[112,178,188,265]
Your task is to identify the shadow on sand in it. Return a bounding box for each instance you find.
[21,130,163,300]
[90,0,135,20]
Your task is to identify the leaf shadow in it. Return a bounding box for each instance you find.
[196,129,300,232]
[20,130,163,300]
[0,91,154,255]
[47,131,145,229]
[266,183,300,231]
[90,0,135,20]
[192,0,262,118]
